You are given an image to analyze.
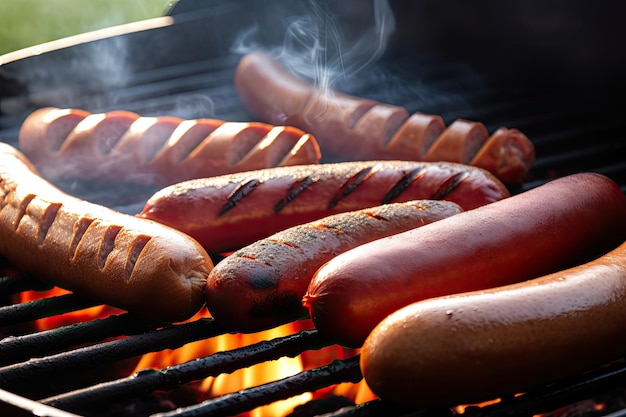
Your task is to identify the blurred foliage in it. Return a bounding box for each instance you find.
[0,0,170,56]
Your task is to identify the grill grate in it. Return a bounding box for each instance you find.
[1,1,626,416]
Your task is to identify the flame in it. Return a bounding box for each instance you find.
[18,286,124,331]
[134,312,370,416]
[18,287,375,417]
[454,398,502,414]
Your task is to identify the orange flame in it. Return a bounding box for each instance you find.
[18,286,124,330]
[18,287,376,417]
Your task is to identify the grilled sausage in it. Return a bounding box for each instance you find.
[138,160,509,254]
[0,142,213,323]
[17,107,321,186]
[205,200,463,333]
[234,52,535,184]
[361,238,626,407]
[303,172,626,347]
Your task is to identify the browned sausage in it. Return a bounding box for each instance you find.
[303,172,626,347]
[361,238,626,407]
[138,160,510,254]
[205,200,463,333]
[17,107,321,186]
[0,142,213,323]
[234,52,535,184]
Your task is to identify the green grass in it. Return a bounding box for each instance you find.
[0,0,170,56]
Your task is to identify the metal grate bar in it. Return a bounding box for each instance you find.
[41,329,332,413]
[0,313,158,367]
[462,360,626,417]
[0,294,100,327]
[0,318,225,394]
[151,356,363,417]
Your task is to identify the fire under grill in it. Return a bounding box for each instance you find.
[1,1,626,416]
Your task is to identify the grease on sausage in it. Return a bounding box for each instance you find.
[361,238,626,407]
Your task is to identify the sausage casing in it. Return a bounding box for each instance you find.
[17,107,321,186]
[205,200,463,332]
[139,160,509,253]
[361,238,626,407]
[0,142,213,323]
[234,52,535,184]
[304,172,626,347]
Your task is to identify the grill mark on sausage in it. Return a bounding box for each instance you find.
[14,194,36,230]
[248,292,301,317]
[274,176,316,213]
[328,166,379,209]
[311,224,346,234]
[248,267,280,290]
[429,171,469,200]
[382,167,428,204]
[174,120,221,163]
[98,225,122,269]
[266,239,300,249]
[38,203,62,246]
[347,102,376,130]
[381,112,410,148]
[125,234,151,280]
[69,217,95,260]
[364,212,389,221]
[239,253,274,267]
[219,179,260,216]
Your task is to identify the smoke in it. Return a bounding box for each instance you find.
[231,0,395,93]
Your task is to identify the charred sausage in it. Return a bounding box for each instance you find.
[303,172,626,347]
[205,200,463,333]
[0,142,213,323]
[138,160,509,254]
[361,238,626,407]
[17,107,321,186]
[234,52,535,184]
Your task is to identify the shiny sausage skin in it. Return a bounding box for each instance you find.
[0,142,213,323]
[17,107,321,186]
[234,52,535,184]
[303,173,626,347]
[205,200,463,333]
[361,238,626,407]
[138,160,509,254]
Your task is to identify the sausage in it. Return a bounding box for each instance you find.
[205,200,463,333]
[303,172,626,347]
[360,238,626,407]
[0,142,213,323]
[138,160,510,254]
[234,52,535,184]
[17,107,321,186]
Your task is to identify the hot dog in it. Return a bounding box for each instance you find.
[205,200,463,333]
[138,160,509,254]
[303,173,626,347]
[0,142,213,323]
[360,238,626,407]
[234,52,535,184]
[17,107,321,186]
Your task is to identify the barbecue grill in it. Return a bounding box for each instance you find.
[1,1,626,416]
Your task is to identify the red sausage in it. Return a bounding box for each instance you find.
[303,172,626,347]
[205,200,462,333]
[0,143,213,323]
[361,238,626,407]
[138,160,509,253]
[234,52,535,184]
[17,107,321,186]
